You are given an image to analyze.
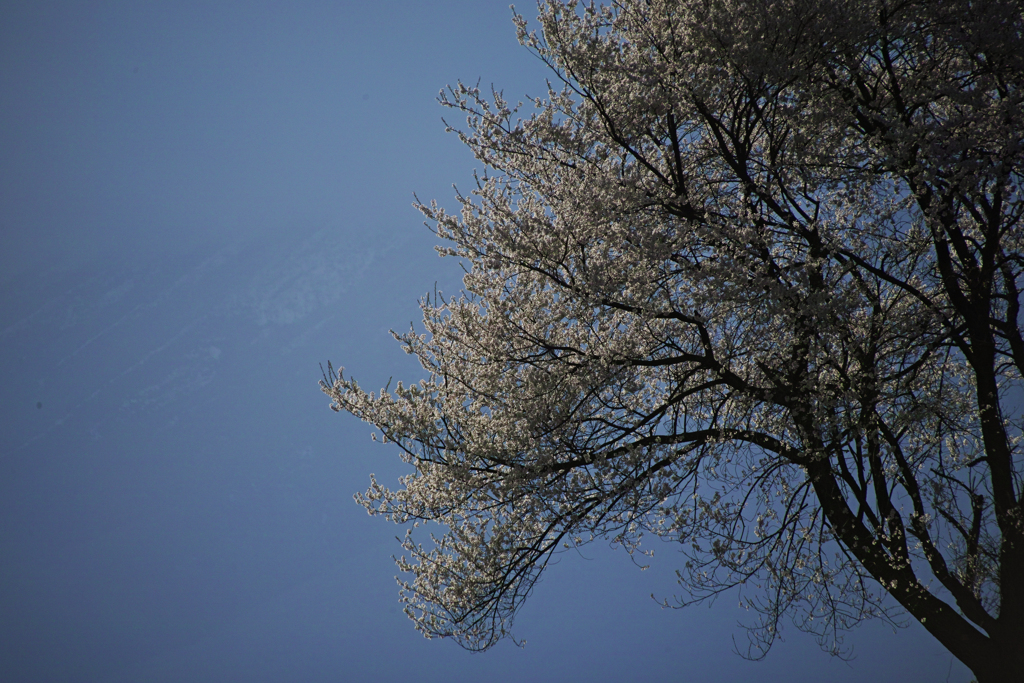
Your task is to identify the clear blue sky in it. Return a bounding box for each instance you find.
[0,2,972,681]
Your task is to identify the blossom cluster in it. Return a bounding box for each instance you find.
[322,1,1023,673]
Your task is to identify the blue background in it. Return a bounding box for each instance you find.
[1,2,972,681]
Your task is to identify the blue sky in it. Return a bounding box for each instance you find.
[0,2,972,681]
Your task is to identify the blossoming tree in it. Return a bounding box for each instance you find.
[321,2,1023,680]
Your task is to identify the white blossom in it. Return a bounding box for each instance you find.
[322,2,1022,680]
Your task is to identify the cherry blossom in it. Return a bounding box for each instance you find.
[322,3,1022,680]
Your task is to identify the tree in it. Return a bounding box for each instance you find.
[321,1,1024,680]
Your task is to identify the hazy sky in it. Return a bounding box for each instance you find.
[0,2,972,681]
